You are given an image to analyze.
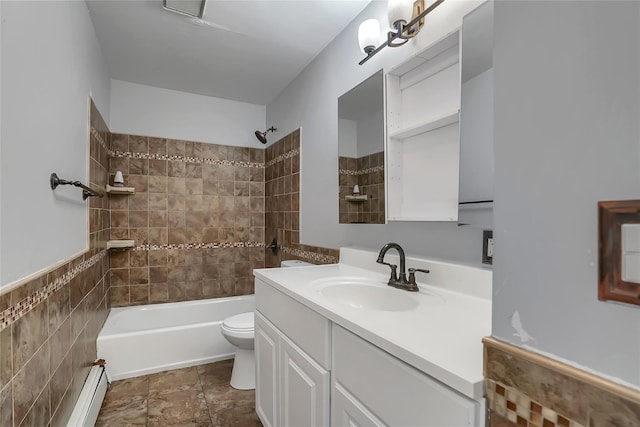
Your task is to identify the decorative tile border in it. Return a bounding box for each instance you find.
[486,379,584,427]
[0,250,107,331]
[133,241,265,251]
[265,148,300,167]
[339,165,384,176]
[91,126,109,153]
[280,246,338,264]
[111,151,264,169]
[91,126,264,169]
[484,336,640,427]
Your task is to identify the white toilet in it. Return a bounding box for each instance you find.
[221,259,313,390]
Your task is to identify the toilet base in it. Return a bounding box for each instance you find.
[230,348,255,390]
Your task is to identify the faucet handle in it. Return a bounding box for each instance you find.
[377,261,398,282]
[407,268,430,286]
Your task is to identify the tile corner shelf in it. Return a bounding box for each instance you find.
[106,184,135,195]
[345,195,368,202]
[106,240,135,250]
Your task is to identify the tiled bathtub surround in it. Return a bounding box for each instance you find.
[264,129,339,267]
[108,133,267,307]
[338,151,385,224]
[0,100,111,427]
[483,337,640,427]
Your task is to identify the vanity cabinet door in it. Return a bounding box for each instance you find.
[333,324,480,426]
[280,335,330,427]
[255,312,279,427]
[255,309,330,427]
[332,380,385,427]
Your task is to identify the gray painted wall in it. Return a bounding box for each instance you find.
[1,1,110,287]
[493,1,640,387]
[267,0,485,265]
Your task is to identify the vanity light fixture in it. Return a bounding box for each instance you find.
[162,0,206,18]
[358,0,445,65]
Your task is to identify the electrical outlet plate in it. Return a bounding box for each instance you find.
[482,230,493,265]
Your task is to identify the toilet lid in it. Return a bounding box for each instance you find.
[223,312,254,331]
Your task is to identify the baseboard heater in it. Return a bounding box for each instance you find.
[67,362,109,426]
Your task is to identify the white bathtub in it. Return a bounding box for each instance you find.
[97,295,255,381]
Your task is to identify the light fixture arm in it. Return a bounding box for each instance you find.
[359,0,445,66]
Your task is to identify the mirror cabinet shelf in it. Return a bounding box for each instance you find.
[385,30,461,222]
[388,110,459,140]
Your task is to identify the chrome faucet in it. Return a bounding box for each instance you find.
[376,243,429,292]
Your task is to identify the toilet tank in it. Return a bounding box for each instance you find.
[281,260,313,268]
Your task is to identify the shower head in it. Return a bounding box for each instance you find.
[255,126,277,144]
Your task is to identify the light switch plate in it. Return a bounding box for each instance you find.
[482,230,493,265]
[621,224,640,282]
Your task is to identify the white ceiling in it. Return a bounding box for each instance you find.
[86,0,372,106]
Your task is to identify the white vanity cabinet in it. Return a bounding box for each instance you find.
[255,274,486,427]
[332,325,482,427]
[255,278,331,427]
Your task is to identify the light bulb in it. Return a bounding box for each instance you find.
[387,0,414,28]
[358,19,380,54]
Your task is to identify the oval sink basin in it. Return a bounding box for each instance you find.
[312,278,419,312]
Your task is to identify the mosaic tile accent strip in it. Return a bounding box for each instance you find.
[339,165,385,176]
[133,241,265,251]
[280,246,338,264]
[111,151,263,168]
[484,337,640,427]
[0,250,107,331]
[91,125,109,154]
[92,126,264,169]
[264,148,300,167]
[486,379,584,427]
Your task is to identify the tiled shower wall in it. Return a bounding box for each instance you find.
[265,129,339,267]
[108,135,266,307]
[104,127,338,306]
[338,151,385,224]
[0,100,111,427]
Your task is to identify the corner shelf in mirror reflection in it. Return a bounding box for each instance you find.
[388,110,459,140]
[106,240,135,250]
[106,184,136,195]
[345,195,368,202]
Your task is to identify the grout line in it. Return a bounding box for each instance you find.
[146,371,150,425]
[195,365,215,426]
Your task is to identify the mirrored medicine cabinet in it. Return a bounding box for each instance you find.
[338,69,386,224]
[336,2,494,226]
[386,30,461,222]
[458,0,494,229]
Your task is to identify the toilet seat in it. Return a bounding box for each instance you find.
[222,312,254,332]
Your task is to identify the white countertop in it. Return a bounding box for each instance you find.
[254,251,492,400]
